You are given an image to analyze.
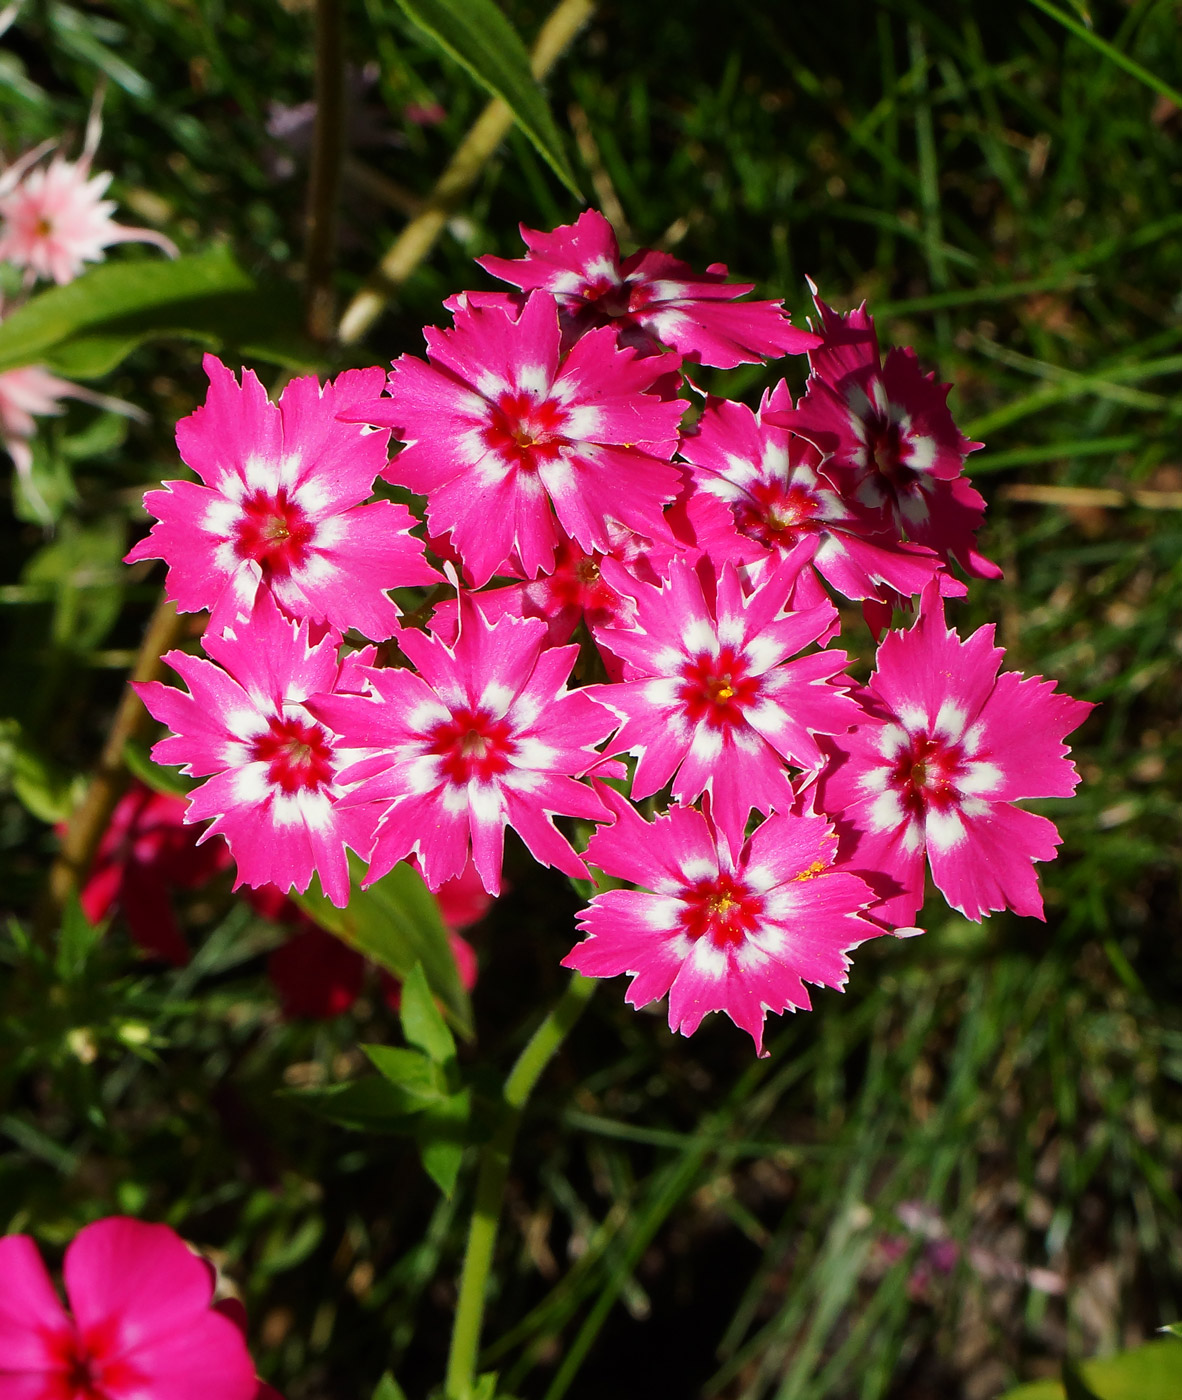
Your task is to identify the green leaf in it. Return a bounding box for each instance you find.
[55,894,103,982]
[415,1089,471,1196]
[1000,1339,1182,1400]
[293,859,473,1038]
[401,962,457,1067]
[1161,1324,1182,1340]
[8,736,84,824]
[122,739,192,800]
[284,1077,429,1133]
[0,247,319,378]
[391,0,580,196]
[362,1044,448,1104]
[373,1376,409,1400]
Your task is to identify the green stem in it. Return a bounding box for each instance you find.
[444,971,596,1400]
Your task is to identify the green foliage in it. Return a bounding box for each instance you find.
[389,0,579,196]
[1001,1338,1182,1399]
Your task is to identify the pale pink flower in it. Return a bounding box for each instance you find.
[563,786,880,1055]
[0,145,177,285]
[126,356,437,639]
[135,593,379,908]
[679,383,945,605]
[778,291,998,580]
[0,1216,259,1399]
[0,363,81,485]
[478,209,821,367]
[352,291,687,587]
[591,557,860,841]
[308,597,617,895]
[818,588,1092,925]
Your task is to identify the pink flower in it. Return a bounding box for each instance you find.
[477,210,820,367]
[135,594,379,908]
[591,557,859,840]
[0,363,86,487]
[0,147,177,285]
[679,384,945,605]
[563,787,880,1055]
[126,356,437,639]
[0,1216,260,1399]
[818,589,1092,925]
[78,782,231,966]
[308,598,616,895]
[354,291,686,586]
[778,292,999,580]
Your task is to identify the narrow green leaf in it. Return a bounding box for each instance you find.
[122,739,192,800]
[283,1077,429,1132]
[401,962,457,1066]
[392,0,580,196]
[1161,1323,1182,1340]
[362,1044,448,1103]
[373,1376,409,1400]
[415,1089,471,1196]
[55,894,103,982]
[293,858,473,1038]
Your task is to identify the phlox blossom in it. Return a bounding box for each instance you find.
[354,290,686,586]
[592,557,860,840]
[679,383,945,605]
[127,356,437,639]
[818,589,1092,924]
[0,146,177,285]
[478,209,821,367]
[135,593,378,908]
[308,599,617,895]
[0,1217,261,1400]
[779,291,998,580]
[563,787,880,1055]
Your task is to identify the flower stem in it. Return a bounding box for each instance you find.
[444,970,596,1400]
[305,0,345,343]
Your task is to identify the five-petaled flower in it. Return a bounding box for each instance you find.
[0,1217,264,1399]
[127,355,438,639]
[135,592,378,908]
[308,597,618,895]
[563,786,881,1055]
[477,208,821,368]
[818,588,1092,925]
[351,290,687,586]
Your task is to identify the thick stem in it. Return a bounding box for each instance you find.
[305,0,346,343]
[38,595,188,934]
[444,971,596,1399]
[338,0,595,345]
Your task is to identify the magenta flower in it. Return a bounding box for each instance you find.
[126,356,437,639]
[308,600,616,894]
[477,209,820,367]
[352,291,687,587]
[0,147,177,285]
[779,292,998,580]
[0,1217,259,1399]
[818,590,1092,925]
[592,557,859,840]
[679,383,945,605]
[563,787,880,1055]
[135,594,379,908]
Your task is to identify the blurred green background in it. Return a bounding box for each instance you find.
[1,2,1180,1397]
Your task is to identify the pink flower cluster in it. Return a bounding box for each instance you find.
[127,210,1091,1055]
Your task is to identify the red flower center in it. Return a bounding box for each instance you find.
[429,708,515,784]
[251,714,336,794]
[735,479,822,549]
[234,487,316,575]
[679,646,760,728]
[891,732,966,814]
[485,391,567,471]
[681,870,763,948]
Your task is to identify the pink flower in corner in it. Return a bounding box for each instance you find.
[679,384,945,605]
[778,292,998,580]
[563,787,880,1055]
[308,598,616,895]
[818,589,1092,925]
[0,1217,259,1399]
[355,290,686,586]
[478,209,820,367]
[592,557,860,840]
[126,356,437,639]
[0,148,177,285]
[135,593,378,908]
